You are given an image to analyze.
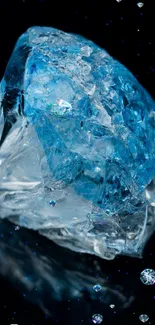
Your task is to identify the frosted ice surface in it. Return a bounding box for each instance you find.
[0,26,155,259]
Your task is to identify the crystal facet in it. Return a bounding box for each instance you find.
[93,284,102,292]
[139,314,149,323]
[140,269,155,285]
[0,26,155,260]
[92,314,103,324]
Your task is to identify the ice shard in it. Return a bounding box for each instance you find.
[0,26,155,259]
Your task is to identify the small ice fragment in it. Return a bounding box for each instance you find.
[140,269,155,285]
[139,314,149,323]
[109,304,115,309]
[137,2,144,8]
[92,314,103,324]
[93,284,102,292]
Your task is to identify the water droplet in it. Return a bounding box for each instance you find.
[109,304,115,309]
[93,284,102,292]
[92,314,103,324]
[49,200,56,207]
[14,226,20,231]
[140,269,155,285]
[137,2,144,8]
[139,314,149,323]
[116,0,122,2]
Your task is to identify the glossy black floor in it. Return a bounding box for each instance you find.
[0,0,155,324]
[0,221,155,325]
[0,218,155,325]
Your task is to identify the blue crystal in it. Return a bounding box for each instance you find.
[0,26,155,259]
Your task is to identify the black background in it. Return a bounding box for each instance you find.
[0,0,155,324]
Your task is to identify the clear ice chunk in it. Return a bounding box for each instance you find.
[0,26,155,260]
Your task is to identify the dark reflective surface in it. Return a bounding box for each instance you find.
[0,218,155,324]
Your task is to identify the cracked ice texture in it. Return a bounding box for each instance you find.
[0,26,155,259]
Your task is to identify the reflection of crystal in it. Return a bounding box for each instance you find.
[92,314,103,324]
[116,0,122,2]
[93,284,102,292]
[0,26,155,260]
[109,304,115,309]
[139,314,149,323]
[140,269,155,285]
[137,2,144,8]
